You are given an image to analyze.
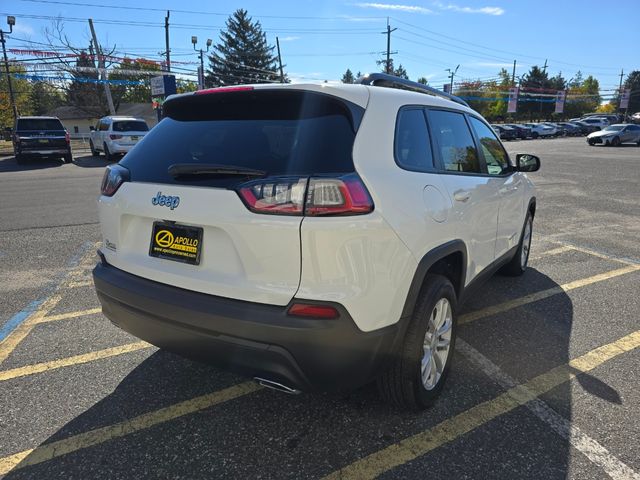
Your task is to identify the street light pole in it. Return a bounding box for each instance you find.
[192,36,212,90]
[446,64,459,93]
[1,16,18,121]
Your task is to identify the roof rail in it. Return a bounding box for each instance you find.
[355,73,470,108]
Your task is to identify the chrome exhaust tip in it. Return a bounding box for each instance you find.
[254,377,301,395]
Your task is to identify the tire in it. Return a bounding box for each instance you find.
[90,140,99,156]
[103,143,112,162]
[588,139,595,146]
[63,152,73,164]
[15,153,25,165]
[377,274,457,410]
[532,132,539,139]
[611,136,620,147]
[500,212,533,276]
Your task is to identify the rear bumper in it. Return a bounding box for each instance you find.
[93,259,398,392]
[16,148,70,156]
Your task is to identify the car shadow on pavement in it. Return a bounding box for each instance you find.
[5,268,621,479]
[0,156,63,173]
[72,155,115,168]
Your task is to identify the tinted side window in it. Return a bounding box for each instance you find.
[99,121,109,131]
[394,108,433,171]
[428,110,480,173]
[469,117,510,175]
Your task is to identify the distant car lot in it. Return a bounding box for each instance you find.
[0,137,639,479]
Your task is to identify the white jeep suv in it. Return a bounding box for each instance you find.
[93,75,540,409]
[89,116,150,161]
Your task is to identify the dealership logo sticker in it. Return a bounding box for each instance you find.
[155,230,175,248]
[151,192,180,210]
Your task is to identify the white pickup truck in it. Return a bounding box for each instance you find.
[89,116,150,161]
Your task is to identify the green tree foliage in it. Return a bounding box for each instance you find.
[341,68,355,84]
[564,75,600,119]
[30,81,64,115]
[0,63,33,128]
[416,77,429,85]
[207,9,280,86]
[110,58,160,104]
[622,70,640,113]
[376,58,409,79]
[66,50,107,116]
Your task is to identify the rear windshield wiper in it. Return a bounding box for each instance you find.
[168,163,267,178]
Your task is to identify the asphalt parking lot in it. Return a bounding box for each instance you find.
[1,137,639,479]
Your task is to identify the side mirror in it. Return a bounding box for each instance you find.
[516,153,540,172]
[89,126,95,131]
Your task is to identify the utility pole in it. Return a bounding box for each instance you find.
[88,18,115,115]
[276,36,284,83]
[446,64,459,92]
[538,59,548,120]
[164,10,171,72]
[511,60,517,86]
[1,16,17,121]
[382,18,397,74]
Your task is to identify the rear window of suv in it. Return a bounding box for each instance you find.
[16,119,64,131]
[112,121,149,132]
[121,89,363,187]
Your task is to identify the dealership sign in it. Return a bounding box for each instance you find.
[620,89,631,109]
[554,90,567,114]
[507,87,519,113]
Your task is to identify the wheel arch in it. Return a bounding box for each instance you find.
[400,240,468,320]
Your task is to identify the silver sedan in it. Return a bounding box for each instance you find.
[587,124,640,146]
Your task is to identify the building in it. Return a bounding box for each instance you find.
[47,103,158,135]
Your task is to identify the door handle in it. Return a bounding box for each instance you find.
[453,190,471,202]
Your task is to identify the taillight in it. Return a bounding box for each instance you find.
[236,173,373,217]
[109,134,123,140]
[65,131,70,143]
[100,164,130,197]
[305,174,374,216]
[237,177,307,215]
[287,303,339,319]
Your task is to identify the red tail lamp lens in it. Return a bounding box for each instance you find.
[288,303,339,319]
[238,177,307,215]
[109,134,123,140]
[305,174,374,216]
[100,164,130,197]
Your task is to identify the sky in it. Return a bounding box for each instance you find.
[3,0,638,96]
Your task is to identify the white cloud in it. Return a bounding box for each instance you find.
[433,2,505,15]
[279,36,300,42]
[355,3,435,14]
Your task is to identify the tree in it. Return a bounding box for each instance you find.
[30,81,64,115]
[0,63,33,127]
[341,69,354,84]
[375,58,409,79]
[207,9,280,86]
[622,70,640,113]
[416,77,428,85]
[110,58,161,103]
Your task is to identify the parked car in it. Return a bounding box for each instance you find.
[541,123,565,136]
[12,116,72,164]
[89,116,150,161]
[630,112,640,124]
[583,114,620,124]
[92,74,540,410]
[522,123,555,138]
[555,122,582,136]
[587,124,640,146]
[505,124,532,139]
[491,124,517,140]
[570,120,600,135]
[580,117,609,130]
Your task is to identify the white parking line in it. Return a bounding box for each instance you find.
[458,339,640,480]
